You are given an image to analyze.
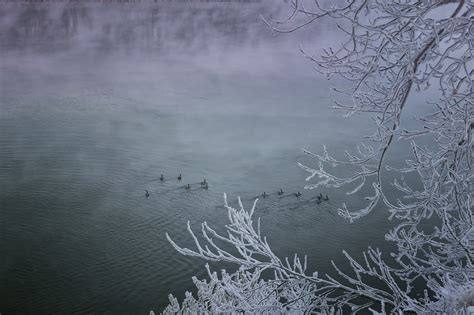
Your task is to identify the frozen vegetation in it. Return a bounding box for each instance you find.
[164,0,474,313]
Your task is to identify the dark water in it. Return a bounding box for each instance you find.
[0,50,417,314]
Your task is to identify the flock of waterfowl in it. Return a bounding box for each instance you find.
[260,190,329,204]
[145,174,330,204]
[145,174,208,198]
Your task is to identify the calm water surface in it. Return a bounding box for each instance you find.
[0,53,407,313]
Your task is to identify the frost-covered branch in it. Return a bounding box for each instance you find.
[162,1,473,313]
[164,195,440,313]
[267,0,473,291]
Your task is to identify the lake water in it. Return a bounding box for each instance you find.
[0,49,415,313]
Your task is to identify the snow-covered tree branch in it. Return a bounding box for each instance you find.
[162,1,473,313]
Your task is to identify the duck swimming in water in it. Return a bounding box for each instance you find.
[295,192,302,197]
[160,174,165,182]
[262,192,267,198]
[145,190,150,198]
[178,174,182,181]
[278,188,284,195]
[185,184,191,190]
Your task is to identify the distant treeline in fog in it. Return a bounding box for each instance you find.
[3,0,262,2]
[0,1,292,52]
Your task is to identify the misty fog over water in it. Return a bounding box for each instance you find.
[1,2,425,313]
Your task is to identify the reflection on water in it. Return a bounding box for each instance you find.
[0,53,405,313]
